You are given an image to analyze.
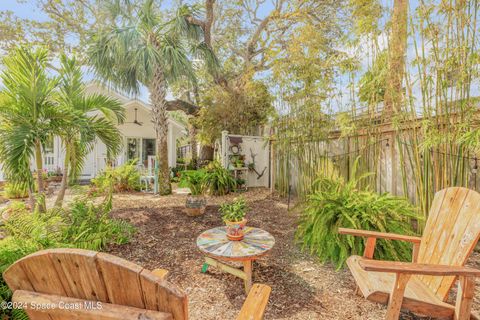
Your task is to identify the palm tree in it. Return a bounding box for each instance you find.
[0,47,64,211]
[54,54,125,207]
[88,0,216,195]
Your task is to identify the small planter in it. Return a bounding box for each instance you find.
[185,195,207,216]
[225,219,247,241]
[47,176,62,182]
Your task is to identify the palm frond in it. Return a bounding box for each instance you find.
[0,46,60,189]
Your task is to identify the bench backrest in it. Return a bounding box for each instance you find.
[3,248,188,320]
[417,187,480,301]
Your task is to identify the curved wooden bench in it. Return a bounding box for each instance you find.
[3,248,271,320]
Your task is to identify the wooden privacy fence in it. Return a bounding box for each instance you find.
[271,125,480,217]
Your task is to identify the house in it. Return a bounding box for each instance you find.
[38,83,187,181]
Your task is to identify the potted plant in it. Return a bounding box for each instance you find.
[220,197,248,240]
[47,167,63,182]
[183,170,207,216]
[230,155,239,168]
[235,158,244,168]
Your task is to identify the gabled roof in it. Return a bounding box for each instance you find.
[85,82,186,130]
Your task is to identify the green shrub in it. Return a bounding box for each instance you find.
[178,170,204,188]
[63,196,135,249]
[92,160,141,194]
[4,182,29,199]
[0,193,134,319]
[171,168,181,183]
[220,197,248,222]
[296,160,421,269]
[180,170,206,195]
[203,161,236,196]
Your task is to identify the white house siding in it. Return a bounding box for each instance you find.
[77,92,186,178]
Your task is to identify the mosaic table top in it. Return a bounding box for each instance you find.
[196,227,275,260]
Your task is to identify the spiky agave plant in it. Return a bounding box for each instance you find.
[296,158,421,269]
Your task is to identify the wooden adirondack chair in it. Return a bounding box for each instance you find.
[339,187,480,320]
[3,248,271,320]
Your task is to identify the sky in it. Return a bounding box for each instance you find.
[0,0,180,18]
[1,0,477,114]
[0,0,180,101]
[0,0,46,20]
[0,0,272,103]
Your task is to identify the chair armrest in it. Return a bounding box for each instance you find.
[358,258,480,277]
[338,228,422,243]
[236,284,272,320]
[151,268,169,280]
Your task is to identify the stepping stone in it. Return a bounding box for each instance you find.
[174,188,191,195]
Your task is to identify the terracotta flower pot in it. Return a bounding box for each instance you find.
[225,219,247,241]
[185,195,207,216]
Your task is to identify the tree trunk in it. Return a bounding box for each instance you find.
[188,122,198,168]
[190,86,201,169]
[55,145,70,207]
[200,145,214,162]
[34,140,46,212]
[27,187,36,212]
[384,0,409,115]
[150,67,172,195]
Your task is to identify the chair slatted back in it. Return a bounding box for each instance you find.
[417,187,480,301]
[3,248,188,320]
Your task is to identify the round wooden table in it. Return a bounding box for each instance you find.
[196,226,275,293]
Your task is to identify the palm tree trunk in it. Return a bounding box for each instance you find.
[34,140,46,212]
[189,122,198,168]
[150,67,172,195]
[27,187,36,212]
[55,145,70,207]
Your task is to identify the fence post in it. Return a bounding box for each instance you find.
[221,130,228,168]
[391,131,397,195]
[270,139,275,193]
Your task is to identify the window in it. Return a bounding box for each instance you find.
[44,136,54,154]
[142,138,156,167]
[126,138,140,161]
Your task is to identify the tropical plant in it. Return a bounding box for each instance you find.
[91,160,142,194]
[55,54,125,206]
[203,161,236,196]
[219,197,248,222]
[88,0,216,195]
[181,170,206,196]
[0,46,67,212]
[171,165,187,183]
[62,195,134,249]
[195,80,274,145]
[3,183,29,199]
[296,160,421,269]
[0,191,134,319]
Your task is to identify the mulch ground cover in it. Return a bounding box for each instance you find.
[106,188,480,320]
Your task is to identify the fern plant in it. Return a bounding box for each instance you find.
[63,197,135,250]
[0,192,134,319]
[91,160,141,194]
[204,161,236,196]
[3,182,29,199]
[296,158,421,269]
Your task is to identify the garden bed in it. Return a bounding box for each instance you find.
[105,188,480,319]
